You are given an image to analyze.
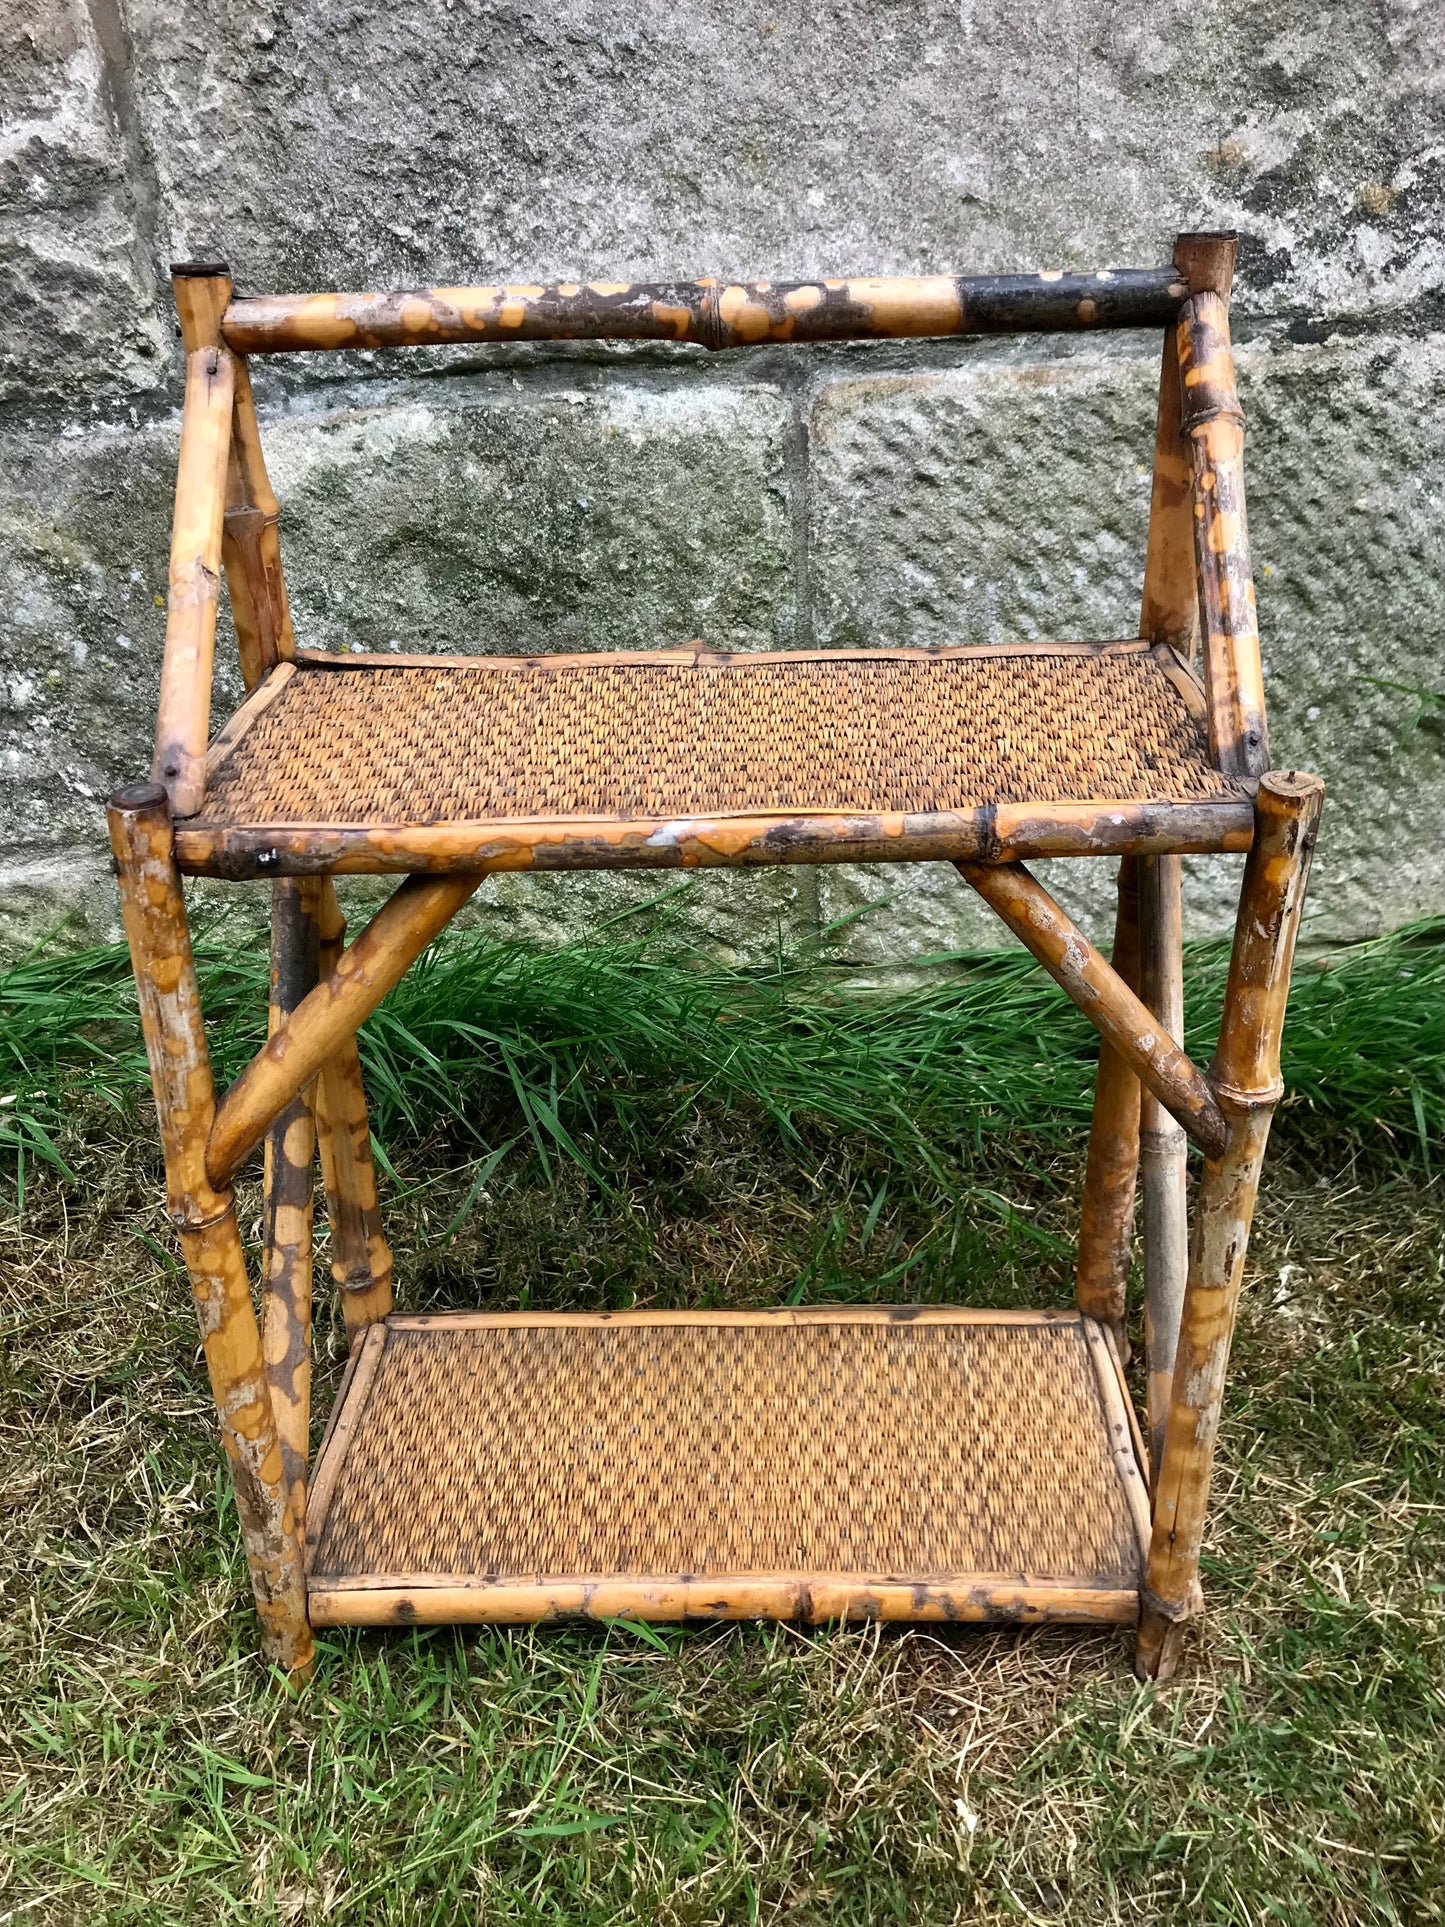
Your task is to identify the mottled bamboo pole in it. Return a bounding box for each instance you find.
[108,782,311,1679]
[151,340,234,816]
[313,882,395,1335]
[1137,770,1325,1681]
[1138,854,1189,1481]
[1174,244,1269,781]
[223,357,296,690]
[261,880,322,1537]
[1075,858,1142,1351]
[207,872,482,1188]
[1139,321,1200,660]
[222,268,1190,356]
[955,861,1228,1160]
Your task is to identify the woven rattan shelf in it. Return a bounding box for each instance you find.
[305,1308,1152,1627]
[175,639,1252,878]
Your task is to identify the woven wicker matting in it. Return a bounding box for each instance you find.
[306,1309,1151,1627]
[200,642,1236,829]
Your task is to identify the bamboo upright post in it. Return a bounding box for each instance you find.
[313,882,395,1335]
[224,357,296,690]
[151,328,234,817]
[1137,770,1324,1681]
[1137,854,1189,1479]
[172,262,296,695]
[261,880,323,1536]
[107,783,311,1679]
[1172,235,1269,781]
[1075,858,1142,1350]
[1139,322,1200,660]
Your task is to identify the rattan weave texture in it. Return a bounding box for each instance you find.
[201,644,1236,827]
[308,1314,1144,1588]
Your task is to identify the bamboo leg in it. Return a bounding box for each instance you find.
[313,882,394,1336]
[1138,854,1189,1481]
[1075,858,1142,1352]
[1136,771,1324,1682]
[108,783,311,1679]
[262,881,322,1536]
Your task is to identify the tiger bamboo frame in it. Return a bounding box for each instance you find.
[221,268,1190,357]
[1137,771,1325,1681]
[312,881,395,1335]
[261,879,322,1536]
[954,861,1228,1160]
[1074,857,1142,1347]
[1178,288,1269,780]
[151,343,234,816]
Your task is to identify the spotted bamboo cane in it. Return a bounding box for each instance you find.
[955,861,1227,1159]
[1075,858,1142,1351]
[1136,770,1325,1681]
[1138,854,1189,1481]
[222,269,1191,357]
[313,882,395,1335]
[108,783,311,1679]
[261,879,323,1536]
[151,337,234,817]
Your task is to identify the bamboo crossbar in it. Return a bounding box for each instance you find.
[206,873,481,1186]
[956,860,1228,1160]
[220,267,1191,356]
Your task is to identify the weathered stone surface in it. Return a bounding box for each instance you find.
[0,0,166,407]
[125,0,1440,340]
[265,370,795,656]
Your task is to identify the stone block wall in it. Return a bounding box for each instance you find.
[3,0,1441,961]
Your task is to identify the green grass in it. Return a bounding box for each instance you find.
[0,914,1439,1923]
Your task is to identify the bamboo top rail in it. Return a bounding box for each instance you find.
[216,267,1193,356]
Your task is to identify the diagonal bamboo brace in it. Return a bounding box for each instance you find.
[207,872,482,1188]
[955,859,1228,1160]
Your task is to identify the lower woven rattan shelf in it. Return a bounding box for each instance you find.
[305,1307,1152,1628]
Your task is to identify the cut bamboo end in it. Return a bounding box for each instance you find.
[172,264,234,355]
[1172,233,1237,302]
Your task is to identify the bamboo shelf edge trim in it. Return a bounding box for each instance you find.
[380,1306,1089,1330]
[307,1576,1144,1628]
[287,637,1184,673]
[174,800,1256,877]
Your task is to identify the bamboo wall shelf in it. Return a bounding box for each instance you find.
[109,234,1325,1687]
